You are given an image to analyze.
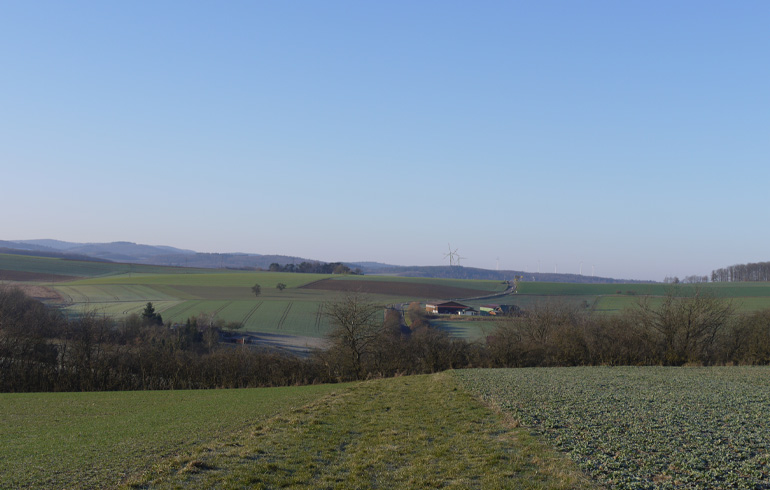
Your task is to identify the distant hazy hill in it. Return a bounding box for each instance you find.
[2,239,646,283]
[15,240,195,261]
[4,240,322,271]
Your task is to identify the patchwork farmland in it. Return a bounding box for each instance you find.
[0,254,507,339]
[6,253,770,344]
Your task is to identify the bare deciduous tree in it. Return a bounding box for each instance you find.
[633,287,734,365]
[322,293,382,379]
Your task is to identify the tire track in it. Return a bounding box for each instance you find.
[242,301,263,326]
[166,301,200,321]
[212,301,231,316]
[314,303,324,331]
[277,302,293,330]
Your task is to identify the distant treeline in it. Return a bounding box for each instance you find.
[268,262,362,275]
[3,285,770,393]
[712,261,770,282]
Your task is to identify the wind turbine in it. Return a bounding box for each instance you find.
[443,244,459,266]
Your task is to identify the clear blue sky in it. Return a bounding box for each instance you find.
[2,1,769,281]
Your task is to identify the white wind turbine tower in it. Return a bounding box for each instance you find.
[443,244,459,266]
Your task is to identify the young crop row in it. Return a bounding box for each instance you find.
[158,299,330,336]
[455,367,770,490]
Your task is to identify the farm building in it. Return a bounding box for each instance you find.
[479,304,518,316]
[425,301,476,315]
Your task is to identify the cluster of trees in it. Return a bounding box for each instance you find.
[664,275,709,284]
[487,288,770,367]
[0,289,319,392]
[268,262,361,275]
[712,262,770,282]
[251,283,288,297]
[4,285,770,393]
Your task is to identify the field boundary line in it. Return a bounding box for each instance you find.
[296,278,327,289]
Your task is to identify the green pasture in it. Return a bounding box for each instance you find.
[0,253,202,278]
[72,271,327,288]
[517,281,669,296]
[517,281,770,313]
[0,383,346,490]
[518,280,770,298]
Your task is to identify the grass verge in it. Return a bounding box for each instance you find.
[129,373,596,489]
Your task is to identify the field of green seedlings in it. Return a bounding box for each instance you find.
[0,384,345,489]
[455,367,770,490]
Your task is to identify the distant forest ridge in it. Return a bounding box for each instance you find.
[712,262,770,282]
[1,239,645,283]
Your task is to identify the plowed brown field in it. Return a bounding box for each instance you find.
[0,270,78,282]
[300,279,490,300]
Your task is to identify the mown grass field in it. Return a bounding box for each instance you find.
[455,366,770,490]
[1,375,593,490]
[0,384,347,489]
